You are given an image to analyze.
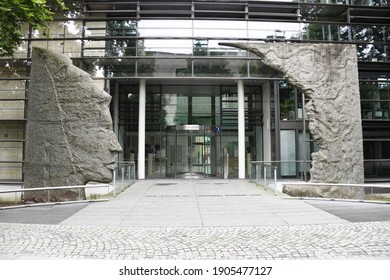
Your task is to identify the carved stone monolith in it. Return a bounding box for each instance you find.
[24,48,122,202]
[222,43,364,198]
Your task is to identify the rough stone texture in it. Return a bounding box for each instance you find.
[282,184,365,200]
[222,43,364,198]
[24,48,122,202]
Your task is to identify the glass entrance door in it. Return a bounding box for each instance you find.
[166,125,216,178]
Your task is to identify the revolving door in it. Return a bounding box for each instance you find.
[166,125,218,178]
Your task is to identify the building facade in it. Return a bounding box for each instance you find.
[0,0,389,182]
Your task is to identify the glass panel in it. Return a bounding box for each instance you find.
[357,43,390,62]
[247,60,282,78]
[379,81,390,99]
[279,82,296,120]
[360,81,374,99]
[177,133,190,175]
[138,58,157,77]
[142,58,190,77]
[0,80,26,121]
[165,127,218,177]
[79,58,137,77]
[0,100,24,120]
[192,96,212,125]
[82,40,106,57]
[0,60,30,79]
[221,134,238,177]
[364,141,390,178]
[166,131,177,176]
[300,4,348,23]
[63,40,82,57]
[0,121,24,181]
[193,20,247,38]
[145,133,164,177]
[280,130,296,177]
[193,39,247,57]
[192,135,204,174]
[162,94,189,126]
[298,131,311,177]
[107,20,137,37]
[13,40,29,58]
[63,21,83,38]
[194,58,246,77]
[221,88,238,130]
[248,22,302,40]
[352,25,388,43]
[141,39,193,56]
[34,40,82,58]
[106,39,137,57]
[361,101,390,119]
[0,80,26,99]
[84,21,107,37]
[138,20,192,37]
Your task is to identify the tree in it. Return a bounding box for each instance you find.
[0,0,67,57]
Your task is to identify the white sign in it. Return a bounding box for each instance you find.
[180,124,201,131]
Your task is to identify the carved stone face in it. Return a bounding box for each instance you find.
[63,89,122,183]
[25,47,122,192]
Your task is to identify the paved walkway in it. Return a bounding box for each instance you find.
[1,179,390,260]
[61,179,348,227]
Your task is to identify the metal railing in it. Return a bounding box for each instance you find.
[250,160,312,181]
[283,181,390,202]
[0,161,137,207]
[0,184,110,209]
[250,161,278,195]
[113,161,136,197]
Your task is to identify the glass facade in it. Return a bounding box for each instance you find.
[0,0,389,182]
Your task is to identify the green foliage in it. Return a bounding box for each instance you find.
[0,0,67,57]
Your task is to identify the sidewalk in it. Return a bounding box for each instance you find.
[61,179,347,227]
[1,179,390,260]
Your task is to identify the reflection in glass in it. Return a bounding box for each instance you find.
[138,20,192,37]
[0,60,30,79]
[280,130,296,177]
[193,20,247,38]
[362,101,390,119]
[244,60,283,78]
[0,121,24,181]
[248,22,302,40]
[194,58,248,77]
[279,82,296,120]
[83,40,106,57]
[163,94,189,126]
[300,4,348,23]
[360,81,390,120]
[141,39,192,56]
[137,58,156,76]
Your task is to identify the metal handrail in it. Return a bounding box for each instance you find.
[0,161,137,204]
[250,161,278,195]
[282,182,390,201]
[0,184,110,207]
[283,182,390,188]
[0,184,110,194]
[252,160,313,181]
[113,161,136,197]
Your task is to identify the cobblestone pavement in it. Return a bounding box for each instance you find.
[1,180,390,260]
[1,222,390,260]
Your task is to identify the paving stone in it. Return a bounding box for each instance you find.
[0,222,389,260]
[1,179,390,260]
